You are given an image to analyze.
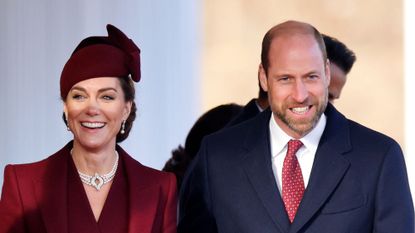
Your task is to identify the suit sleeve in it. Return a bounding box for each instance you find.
[178,140,218,233]
[373,143,414,233]
[162,173,178,233]
[0,165,26,233]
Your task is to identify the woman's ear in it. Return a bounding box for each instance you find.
[123,101,132,120]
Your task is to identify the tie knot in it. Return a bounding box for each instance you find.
[287,140,303,155]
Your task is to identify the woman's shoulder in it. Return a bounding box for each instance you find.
[4,143,70,177]
[5,153,66,177]
[5,158,47,173]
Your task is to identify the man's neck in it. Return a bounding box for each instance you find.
[256,98,269,111]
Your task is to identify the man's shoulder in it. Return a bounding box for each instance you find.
[326,104,401,152]
[320,104,402,158]
[348,119,400,148]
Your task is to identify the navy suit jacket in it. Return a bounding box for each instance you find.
[178,104,414,233]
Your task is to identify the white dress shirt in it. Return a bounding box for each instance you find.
[269,113,326,194]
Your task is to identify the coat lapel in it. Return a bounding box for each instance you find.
[289,104,352,233]
[121,148,160,233]
[34,144,71,233]
[241,109,290,233]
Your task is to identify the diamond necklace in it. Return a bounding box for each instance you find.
[72,150,119,191]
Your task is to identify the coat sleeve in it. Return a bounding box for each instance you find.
[373,143,414,233]
[0,165,26,233]
[178,140,218,233]
[162,173,178,233]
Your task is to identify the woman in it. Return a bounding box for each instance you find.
[0,25,177,233]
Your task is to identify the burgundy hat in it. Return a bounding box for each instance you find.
[60,24,141,99]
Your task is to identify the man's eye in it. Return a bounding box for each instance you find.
[279,77,290,82]
[308,75,319,80]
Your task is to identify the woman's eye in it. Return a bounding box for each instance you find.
[102,95,115,100]
[72,94,85,100]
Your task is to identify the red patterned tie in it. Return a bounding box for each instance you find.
[282,139,304,223]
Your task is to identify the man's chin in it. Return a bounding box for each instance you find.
[287,122,314,137]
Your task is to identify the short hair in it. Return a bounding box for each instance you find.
[323,34,356,74]
[261,21,327,74]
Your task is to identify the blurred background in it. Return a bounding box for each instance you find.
[0,0,414,195]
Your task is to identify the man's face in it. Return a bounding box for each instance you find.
[328,62,347,102]
[260,34,330,139]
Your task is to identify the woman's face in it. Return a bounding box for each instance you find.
[64,77,132,151]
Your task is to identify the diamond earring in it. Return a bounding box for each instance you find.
[120,120,126,134]
[65,116,70,131]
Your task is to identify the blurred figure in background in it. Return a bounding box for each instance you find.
[323,34,356,102]
[163,104,243,189]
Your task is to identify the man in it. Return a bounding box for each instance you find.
[178,20,414,233]
[228,34,355,128]
[323,34,356,102]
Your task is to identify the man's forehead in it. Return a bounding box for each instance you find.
[269,34,319,54]
[269,20,316,38]
[269,31,325,63]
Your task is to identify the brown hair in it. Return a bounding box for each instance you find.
[116,76,136,142]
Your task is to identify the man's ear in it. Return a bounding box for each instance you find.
[259,64,269,92]
[325,59,331,87]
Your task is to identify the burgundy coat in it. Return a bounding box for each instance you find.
[0,142,177,233]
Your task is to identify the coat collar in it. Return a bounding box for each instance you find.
[34,142,163,233]
[289,103,352,233]
[34,142,71,233]
[117,145,163,233]
[241,109,290,232]
[241,103,352,233]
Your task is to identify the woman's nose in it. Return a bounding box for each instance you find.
[85,99,100,116]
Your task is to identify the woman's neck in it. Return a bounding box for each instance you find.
[71,142,118,175]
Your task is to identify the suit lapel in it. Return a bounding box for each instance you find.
[241,110,290,233]
[289,104,352,233]
[121,148,160,233]
[35,144,70,233]
[289,144,350,233]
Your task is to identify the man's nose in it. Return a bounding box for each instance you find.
[292,80,309,103]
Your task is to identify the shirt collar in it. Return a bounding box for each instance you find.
[269,112,327,157]
[255,99,264,112]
